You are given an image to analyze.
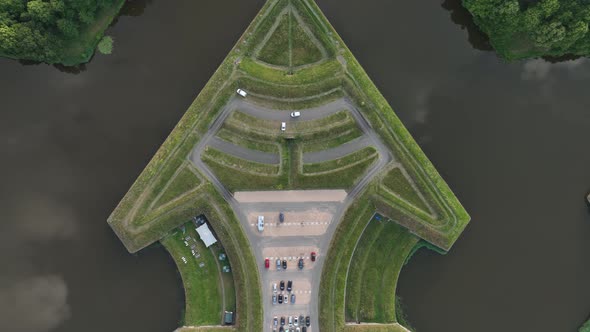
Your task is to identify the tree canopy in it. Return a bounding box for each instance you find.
[0,0,121,63]
[463,0,590,59]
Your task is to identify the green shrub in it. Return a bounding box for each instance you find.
[97,36,114,54]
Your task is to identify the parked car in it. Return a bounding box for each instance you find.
[305,316,310,327]
[257,215,264,232]
[279,327,284,332]
[281,316,285,326]
[265,258,270,269]
[311,252,316,262]
[280,280,285,291]
[272,294,277,304]
[274,317,278,326]
[288,316,293,326]
[298,258,304,270]
[236,88,247,97]
[290,111,301,118]
[293,316,298,326]
[290,293,296,304]
[282,260,287,269]
[301,327,306,332]
[279,212,284,223]
[287,280,292,292]
[273,283,277,293]
[299,315,304,325]
[281,122,286,131]
[276,259,282,270]
[278,294,283,304]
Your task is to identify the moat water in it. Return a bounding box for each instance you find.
[1,0,589,331]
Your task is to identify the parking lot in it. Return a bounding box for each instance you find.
[234,190,347,332]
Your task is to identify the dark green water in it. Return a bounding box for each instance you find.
[0,0,589,331]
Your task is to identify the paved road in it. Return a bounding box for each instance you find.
[238,98,349,121]
[208,136,280,164]
[189,96,393,332]
[302,136,372,164]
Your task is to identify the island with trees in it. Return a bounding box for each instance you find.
[463,0,590,59]
[0,0,124,64]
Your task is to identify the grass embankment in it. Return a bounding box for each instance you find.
[291,11,324,66]
[237,56,343,109]
[152,165,202,209]
[204,111,376,192]
[289,0,470,250]
[345,220,418,323]
[302,127,362,153]
[161,224,228,326]
[257,11,291,66]
[61,0,126,65]
[107,0,278,253]
[202,148,280,175]
[255,1,324,67]
[381,167,429,213]
[319,195,377,332]
[303,147,377,173]
[225,109,354,139]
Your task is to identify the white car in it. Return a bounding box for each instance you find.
[281,122,286,131]
[257,215,264,232]
[236,88,247,97]
[290,111,301,118]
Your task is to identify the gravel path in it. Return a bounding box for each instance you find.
[208,137,280,164]
[302,136,372,163]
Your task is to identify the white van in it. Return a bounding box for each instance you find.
[236,89,247,97]
[281,122,286,131]
[290,111,301,118]
[257,215,265,232]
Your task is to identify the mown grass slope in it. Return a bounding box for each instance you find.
[345,220,418,323]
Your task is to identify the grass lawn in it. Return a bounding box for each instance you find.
[161,224,225,326]
[210,245,237,313]
[381,167,430,213]
[152,164,202,209]
[303,147,377,173]
[345,220,418,323]
[257,12,290,66]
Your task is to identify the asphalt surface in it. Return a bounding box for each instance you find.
[189,96,393,331]
[208,136,280,164]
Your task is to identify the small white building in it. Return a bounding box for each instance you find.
[196,223,217,247]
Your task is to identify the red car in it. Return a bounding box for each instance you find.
[265,258,270,269]
[311,252,316,262]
